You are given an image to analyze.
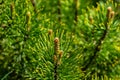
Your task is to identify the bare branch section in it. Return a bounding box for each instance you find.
[58,0,61,22]
[82,7,115,71]
[74,0,79,25]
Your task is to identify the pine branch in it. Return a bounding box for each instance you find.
[53,37,63,80]
[82,7,115,71]
[54,38,59,80]
[82,26,108,71]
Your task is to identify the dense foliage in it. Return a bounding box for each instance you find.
[0,0,120,79]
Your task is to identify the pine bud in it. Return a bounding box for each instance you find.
[48,29,53,36]
[54,37,59,55]
[107,7,112,12]
[10,2,15,19]
[59,50,63,58]
[10,3,14,13]
[89,16,94,24]
[1,24,7,28]
[26,11,31,31]
[26,11,31,24]
[54,55,57,63]
[110,11,115,19]
[31,0,36,7]
[106,6,112,19]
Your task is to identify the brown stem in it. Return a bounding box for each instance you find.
[54,38,59,80]
[54,57,58,80]
[58,0,61,22]
[74,0,78,25]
